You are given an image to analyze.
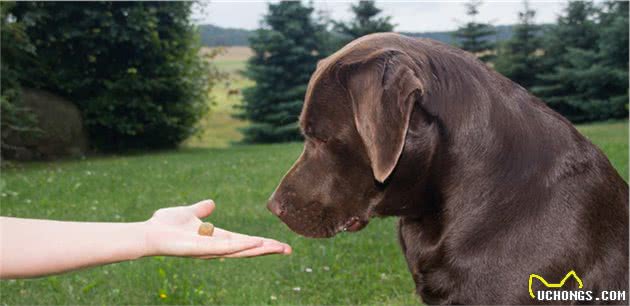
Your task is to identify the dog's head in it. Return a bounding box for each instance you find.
[268,34,439,238]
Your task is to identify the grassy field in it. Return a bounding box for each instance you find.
[0,144,417,305]
[0,120,627,305]
[577,121,629,178]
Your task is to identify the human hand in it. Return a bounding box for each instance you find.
[143,200,291,259]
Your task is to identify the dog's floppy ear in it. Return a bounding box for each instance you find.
[338,49,424,183]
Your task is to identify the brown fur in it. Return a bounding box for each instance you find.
[268,33,629,304]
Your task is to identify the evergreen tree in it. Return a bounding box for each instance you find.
[531,1,621,122]
[589,1,628,120]
[453,0,497,62]
[333,0,394,42]
[495,1,542,89]
[556,1,628,122]
[240,2,325,143]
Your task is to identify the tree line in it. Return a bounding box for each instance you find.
[1,1,626,151]
[199,24,251,47]
[240,0,628,143]
[198,23,517,48]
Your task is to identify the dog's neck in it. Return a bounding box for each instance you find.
[372,80,586,222]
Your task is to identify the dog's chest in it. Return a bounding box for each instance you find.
[398,217,536,305]
[398,217,458,304]
[398,217,497,304]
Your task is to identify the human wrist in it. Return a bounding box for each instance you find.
[129,221,153,259]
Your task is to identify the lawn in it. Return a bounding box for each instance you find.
[0,120,627,305]
[576,120,628,178]
[0,144,417,305]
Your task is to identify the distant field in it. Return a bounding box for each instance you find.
[211,46,254,61]
[185,47,253,148]
[201,46,253,73]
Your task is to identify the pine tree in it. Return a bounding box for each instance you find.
[453,0,497,62]
[588,1,628,120]
[495,1,542,89]
[240,2,325,143]
[555,1,628,122]
[532,1,604,122]
[334,0,394,42]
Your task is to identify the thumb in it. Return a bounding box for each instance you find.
[189,200,215,218]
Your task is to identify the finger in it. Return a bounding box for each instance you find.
[189,200,215,218]
[213,228,291,254]
[219,245,285,258]
[225,241,291,257]
[189,236,263,256]
[213,228,248,239]
[196,241,290,259]
[214,228,287,244]
[254,239,291,254]
[282,243,292,254]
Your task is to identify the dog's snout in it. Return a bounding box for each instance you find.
[267,197,285,217]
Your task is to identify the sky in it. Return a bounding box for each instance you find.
[191,1,569,33]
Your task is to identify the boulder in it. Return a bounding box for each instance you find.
[3,88,88,160]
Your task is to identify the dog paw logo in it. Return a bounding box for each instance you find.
[528,270,584,299]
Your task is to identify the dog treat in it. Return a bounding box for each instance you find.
[198,222,214,236]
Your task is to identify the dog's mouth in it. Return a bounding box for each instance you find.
[339,216,368,233]
[269,198,371,238]
[278,214,370,238]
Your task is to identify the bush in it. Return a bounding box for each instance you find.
[9,2,215,150]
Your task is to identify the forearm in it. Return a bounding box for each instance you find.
[0,217,147,279]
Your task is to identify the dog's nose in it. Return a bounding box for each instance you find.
[267,197,285,217]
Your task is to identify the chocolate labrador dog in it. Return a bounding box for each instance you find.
[267,33,628,304]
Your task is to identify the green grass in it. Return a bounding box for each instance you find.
[0,144,417,305]
[0,121,626,305]
[576,121,628,180]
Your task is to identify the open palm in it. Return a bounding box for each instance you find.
[144,200,291,258]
